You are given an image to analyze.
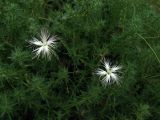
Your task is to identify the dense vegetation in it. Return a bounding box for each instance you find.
[0,0,160,119]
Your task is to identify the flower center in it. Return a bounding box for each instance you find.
[43,42,48,46]
[107,69,112,75]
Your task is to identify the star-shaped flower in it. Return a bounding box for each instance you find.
[29,29,57,60]
[96,59,122,86]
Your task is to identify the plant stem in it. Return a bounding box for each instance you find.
[136,33,160,64]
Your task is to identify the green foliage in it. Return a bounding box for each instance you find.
[0,0,160,119]
[135,104,151,120]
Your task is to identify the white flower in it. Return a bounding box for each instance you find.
[96,59,122,86]
[29,29,57,60]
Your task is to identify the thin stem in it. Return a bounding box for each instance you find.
[39,17,53,23]
[144,74,160,79]
[136,33,160,64]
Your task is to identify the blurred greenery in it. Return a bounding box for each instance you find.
[0,0,160,119]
